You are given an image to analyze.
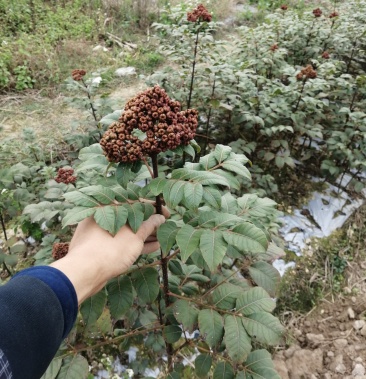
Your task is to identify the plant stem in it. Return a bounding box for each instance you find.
[0,212,13,277]
[151,153,163,215]
[81,79,98,122]
[293,79,307,112]
[150,153,173,368]
[187,27,200,110]
[203,77,216,153]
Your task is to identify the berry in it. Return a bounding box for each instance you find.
[55,168,77,184]
[52,243,69,260]
[100,85,198,163]
[72,69,86,81]
[187,4,212,23]
[313,8,322,17]
[296,65,317,81]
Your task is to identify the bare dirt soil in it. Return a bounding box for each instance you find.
[275,259,366,379]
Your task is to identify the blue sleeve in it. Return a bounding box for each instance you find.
[0,266,78,379]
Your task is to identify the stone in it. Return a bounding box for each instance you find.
[330,354,346,374]
[361,325,366,337]
[93,44,108,52]
[273,358,289,379]
[286,349,323,379]
[333,339,348,350]
[348,307,356,319]
[352,364,366,376]
[115,67,136,77]
[306,333,325,347]
[284,344,301,359]
[354,320,366,330]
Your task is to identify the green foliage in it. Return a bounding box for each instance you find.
[25,136,284,376]
[148,1,366,193]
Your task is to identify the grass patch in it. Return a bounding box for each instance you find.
[275,205,366,316]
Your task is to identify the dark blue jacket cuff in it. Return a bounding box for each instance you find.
[12,266,78,338]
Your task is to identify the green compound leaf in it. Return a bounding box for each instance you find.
[62,207,96,227]
[63,191,99,207]
[131,267,159,304]
[148,177,168,195]
[56,355,89,379]
[214,144,232,163]
[124,203,144,233]
[222,223,268,254]
[184,181,203,209]
[40,358,62,379]
[167,180,186,208]
[237,195,277,218]
[139,309,158,327]
[94,205,116,235]
[221,160,251,181]
[242,312,285,345]
[176,224,202,262]
[114,205,129,232]
[212,283,242,310]
[79,185,116,205]
[248,261,281,297]
[200,230,228,272]
[110,186,129,202]
[202,186,222,209]
[107,275,133,319]
[236,287,275,315]
[80,290,107,328]
[171,168,230,186]
[198,309,224,348]
[213,361,235,379]
[195,354,212,378]
[157,221,178,256]
[173,299,198,333]
[243,349,281,379]
[116,161,134,188]
[224,315,251,363]
[163,324,182,343]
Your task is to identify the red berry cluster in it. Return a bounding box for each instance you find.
[322,51,330,59]
[270,44,279,51]
[329,11,339,18]
[313,8,322,17]
[100,86,198,163]
[296,65,317,81]
[55,168,77,184]
[52,243,69,260]
[280,5,288,10]
[187,4,212,23]
[72,69,86,81]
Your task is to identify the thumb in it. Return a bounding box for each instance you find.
[136,214,166,241]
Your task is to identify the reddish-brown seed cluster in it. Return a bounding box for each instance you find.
[280,5,288,10]
[270,44,279,51]
[100,86,198,163]
[187,4,212,22]
[55,168,77,184]
[72,69,86,81]
[52,243,69,260]
[313,8,322,17]
[296,65,317,81]
[329,11,339,18]
[322,51,330,59]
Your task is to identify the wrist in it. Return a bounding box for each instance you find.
[50,253,107,304]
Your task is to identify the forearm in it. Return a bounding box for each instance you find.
[0,268,77,379]
[50,254,107,304]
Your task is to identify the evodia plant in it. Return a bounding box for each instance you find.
[30,84,285,378]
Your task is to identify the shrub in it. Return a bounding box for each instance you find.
[148,1,366,193]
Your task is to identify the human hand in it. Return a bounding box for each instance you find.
[50,210,168,304]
